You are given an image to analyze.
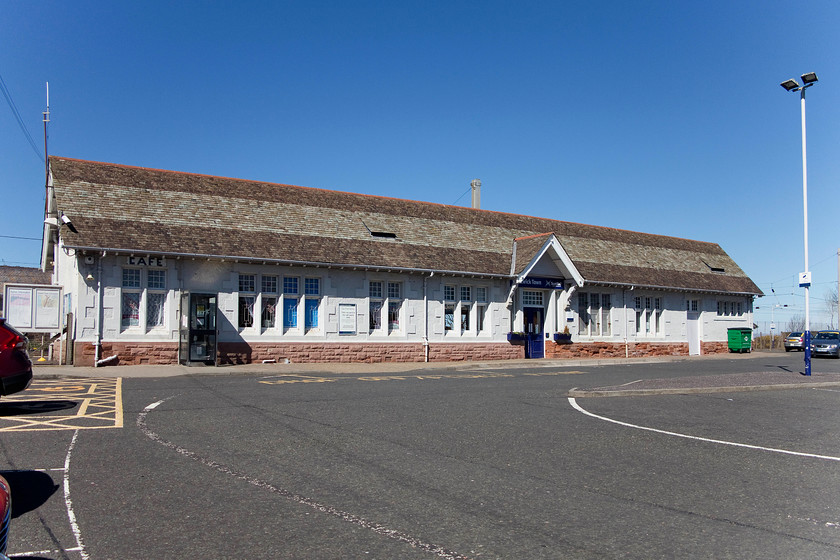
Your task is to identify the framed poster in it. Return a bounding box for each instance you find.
[6,287,33,329]
[338,304,356,335]
[34,288,61,329]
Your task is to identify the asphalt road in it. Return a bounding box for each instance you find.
[3,353,840,559]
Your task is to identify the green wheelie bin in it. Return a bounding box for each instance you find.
[727,327,752,353]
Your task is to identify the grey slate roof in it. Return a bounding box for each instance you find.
[47,157,762,295]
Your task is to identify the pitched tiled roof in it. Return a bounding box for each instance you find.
[48,157,762,295]
[0,265,51,286]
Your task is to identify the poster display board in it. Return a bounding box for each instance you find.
[3,284,62,332]
[338,303,357,335]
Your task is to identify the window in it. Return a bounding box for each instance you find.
[146,270,166,328]
[262,296,277,328]
[305,298,319,329]
[578,292,611,336]
[634,295,660,336]
[601,294,612,336]
[262,275,278,294]
[239,274,255,292]
[148,269,166,290]
[387,282,402,331]
[461,305,470,332]
[443,284,482,334]
[305,278,320,296]
[121,269,141,328]
[460,286,472,332]
[283,298,298,328]
[261,275,278,329]
[283,276,299,330]
[305,278,320,331]
[284,277,299,295]
[369,281,383,331]
[578,293,590,334]
[121,268,168,330]
[717,300,744,317]
[654,297,661,333]
[476,287,488,333]
[238,274,256,328]
[687,299,699,313]
[522,291,543,306]
[444,285,456,331]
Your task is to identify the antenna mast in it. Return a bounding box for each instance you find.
[43,82,50,184]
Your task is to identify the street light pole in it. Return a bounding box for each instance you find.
[781,72,818,375]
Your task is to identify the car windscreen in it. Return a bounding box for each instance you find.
[813,332,839,341]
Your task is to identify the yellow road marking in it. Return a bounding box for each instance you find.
[0,377,123,432]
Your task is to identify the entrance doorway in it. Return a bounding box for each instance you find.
[687,312,700,356]
[179,293,218,365]
[524,306,545,359]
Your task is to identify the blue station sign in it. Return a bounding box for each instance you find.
[519,277,564,290]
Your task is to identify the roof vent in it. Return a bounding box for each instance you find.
[703,260,725,274]
[361,220,397,239]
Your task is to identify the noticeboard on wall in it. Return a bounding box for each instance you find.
[338,303,357,335]
[3,284,62,332]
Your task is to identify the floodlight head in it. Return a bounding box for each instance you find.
[60,212,79,233]
[780,79,800,92]
[801,72,818,85]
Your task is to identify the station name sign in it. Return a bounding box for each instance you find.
[126,256,166,267]
[519,277,564,289]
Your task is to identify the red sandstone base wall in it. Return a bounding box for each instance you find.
[73,339,731,366]
[545,340,731,359]
[74,341,179,366]
[217,342,526,365]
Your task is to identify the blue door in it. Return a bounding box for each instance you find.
[524,307,545,359]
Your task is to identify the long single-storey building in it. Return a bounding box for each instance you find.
[41,156,761,366]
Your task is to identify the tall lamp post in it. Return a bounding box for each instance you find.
[780,71,818,375]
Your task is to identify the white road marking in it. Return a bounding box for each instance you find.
[63,429,89,559]
[139,399,472,560]
[568,397,840,462]
[14,547,84,557]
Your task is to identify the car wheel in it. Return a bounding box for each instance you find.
[785,348,790,352]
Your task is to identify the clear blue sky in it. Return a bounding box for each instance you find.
[2,0,838,330]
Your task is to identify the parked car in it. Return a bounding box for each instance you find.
[810,330,840,359]
[0,318,33,396]
[784,331,805,352]
[0,474,10,559]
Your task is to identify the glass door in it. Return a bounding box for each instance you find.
[179,293,218,364]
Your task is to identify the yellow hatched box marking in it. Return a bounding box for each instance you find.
[0,378,123,432]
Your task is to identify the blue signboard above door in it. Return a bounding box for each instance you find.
[519,277,564,289]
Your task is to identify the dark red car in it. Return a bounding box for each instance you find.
[0,474,10,558]
[0,318,33,396]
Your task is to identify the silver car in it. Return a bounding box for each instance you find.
[811,331,840,358]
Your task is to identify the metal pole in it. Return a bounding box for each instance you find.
[800,87,811,375]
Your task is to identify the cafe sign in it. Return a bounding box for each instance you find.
[126,256,166,267]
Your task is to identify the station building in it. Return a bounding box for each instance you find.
[41,157,761,366]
